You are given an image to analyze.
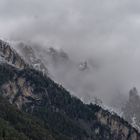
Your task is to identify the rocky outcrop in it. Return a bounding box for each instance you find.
[15,42,48,74]
[14,42,69,75]
[1,75,47,111]
[123,87,140,131]
[2,77,33,109]
[0,40,27,69]
[96,109,140,140]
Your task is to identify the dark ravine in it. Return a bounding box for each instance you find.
[0,39,140,140]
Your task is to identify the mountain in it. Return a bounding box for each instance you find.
[0,39,140,140]
[13,42,69,74]
[13,42,48,75]
[0,40,27,69]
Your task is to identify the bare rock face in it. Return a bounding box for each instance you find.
[0,40,27,69]
[14,42,70,75]
[97,109,140,140]
[1,77,33,109]
[15,42,48,74]
[0,70,48,111]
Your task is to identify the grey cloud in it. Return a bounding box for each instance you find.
[1,0,140,105]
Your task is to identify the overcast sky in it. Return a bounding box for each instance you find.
[0,0,140,56]
[1,0,140,104]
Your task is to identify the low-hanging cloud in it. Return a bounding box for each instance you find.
[1,0,140,105]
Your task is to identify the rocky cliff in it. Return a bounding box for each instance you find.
[0,40,27,69]
[123,87,140,131]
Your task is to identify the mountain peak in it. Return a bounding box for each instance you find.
[0,39,27,69]
[129,87,139,101]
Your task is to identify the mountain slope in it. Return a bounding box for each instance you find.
[0,39,140,140]
[0,63,140,140]
[0,94,71,140]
